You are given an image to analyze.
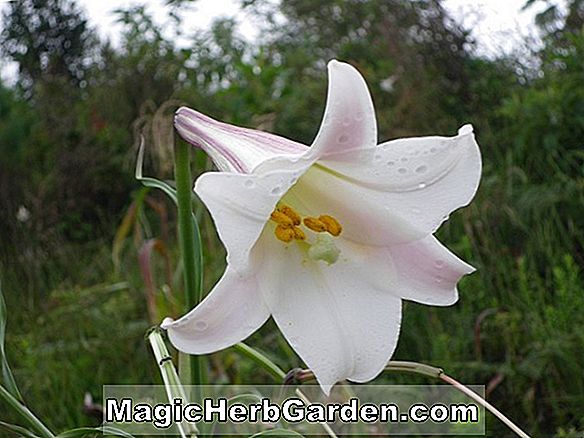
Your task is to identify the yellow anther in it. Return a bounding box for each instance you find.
[270,210,294,228]
[274,225,295,243]
[292,226,306,241]
[279,205,301,226]
[303,217,327,233]
[319,215,342,236]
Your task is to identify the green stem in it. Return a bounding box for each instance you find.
[440,374,531,438]
[0,385,55,438]
[147,329,198,438]
[232,343,286,381]
[289,361,531,438]
[232,343,338,438]
[173,140,205,387]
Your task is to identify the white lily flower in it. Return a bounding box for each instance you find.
[162,60,481,394]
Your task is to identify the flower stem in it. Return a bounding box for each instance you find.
[0,385,55,438]
[287,361,532,438]
[439,373,531,438]
[147,328,198,437]
[232,343,286,381]
[173,139,205,387]
[232,343,338,438]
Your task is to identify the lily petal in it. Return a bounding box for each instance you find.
[194,168,307,269]
[389,235,475,306]
[161,267,269,354]
[256,232,402,394]
[308,60,377,162]
[175,107,307,173]
[293,126,481,245]
[252,60,378,176]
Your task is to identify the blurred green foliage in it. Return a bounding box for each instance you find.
[0,0,583,436]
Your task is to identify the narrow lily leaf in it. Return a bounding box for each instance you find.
[55,426,135,438]
[0,281,22,400]
[0,385,54,438]
[250,429,306,437]
[135,138,179,204]
[0,421,41,438]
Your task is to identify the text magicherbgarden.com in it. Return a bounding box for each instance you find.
[106,397,480,428]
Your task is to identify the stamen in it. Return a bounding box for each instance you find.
[319,215,342,236]
[303,217,327,233]
[292,226,306,241]
[274,225,295,243]
[270,211,294,228]
[270,204,341,247]
[279,205,301,226]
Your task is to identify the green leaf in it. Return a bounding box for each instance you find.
[135,138,178,204]
[0,281,22,400]
[250,429,306,437]
[55,426,135,438]
[0,420,41,438]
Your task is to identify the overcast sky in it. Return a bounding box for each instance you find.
[77,0,553,51]
[0,0,562,83]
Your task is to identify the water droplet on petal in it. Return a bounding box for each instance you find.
[398,168,407,174]
[430,147,437,153]
[244,179,254,188]
[415,165,428,174]
[401,157,408,162]
[271,186,283,195]
[435,277,443,284]
[418,182,427,189]
[342,116,351,126]
[374,154,382,161]
[435,260,445,268]
[386,160,395,166]
[338,134,349,144]
[194,321,208,331]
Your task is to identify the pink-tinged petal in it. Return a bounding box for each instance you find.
[162,268,269,354]
[175,107,307,173]
[389,235,475,306]
[284,164,425,245]
[194,167,308,270]
[294,126,481,246]
[308,60,378,162]
[255,232,403,394]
